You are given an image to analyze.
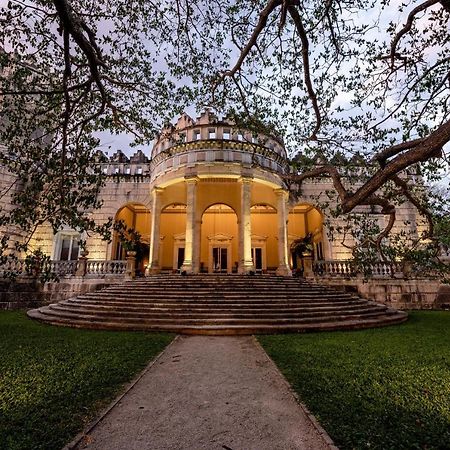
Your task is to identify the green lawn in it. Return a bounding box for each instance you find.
[258,311,450,450]
[0,311,173,450]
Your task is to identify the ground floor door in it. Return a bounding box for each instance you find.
[212,247,228,273]
[252,247,263,273]
[177,247,185,270]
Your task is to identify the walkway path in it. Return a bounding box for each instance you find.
[76,336,334,450]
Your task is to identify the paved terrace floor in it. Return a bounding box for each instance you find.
[74,336,334,450]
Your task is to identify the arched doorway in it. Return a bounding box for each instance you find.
[250,203,277,273]
[201,204,238,273]
[113,203,151,276]
[288,204,324,273]
[160,203,187,271]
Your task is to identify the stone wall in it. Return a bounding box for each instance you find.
[315,276,445,310]
[0,277,123,310]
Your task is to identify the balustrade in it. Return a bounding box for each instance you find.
[49,260,78,277]
[0,259,26,277]
[313,260,403,278]
[86,260,127,276]
[0,258,127,279]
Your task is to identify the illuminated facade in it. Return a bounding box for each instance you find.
[26,110,423,274]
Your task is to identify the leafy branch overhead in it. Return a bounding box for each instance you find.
[213,0,449,254]
[0,0,449,260]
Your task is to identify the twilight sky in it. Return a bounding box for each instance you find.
[0,0,449,189]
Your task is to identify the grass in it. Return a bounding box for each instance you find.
[258,311,450,450]
[0,311,174,450]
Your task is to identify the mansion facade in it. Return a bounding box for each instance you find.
[10,110,424,275]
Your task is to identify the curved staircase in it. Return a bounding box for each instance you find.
[27,275,407,335]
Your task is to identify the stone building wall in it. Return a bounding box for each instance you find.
[316,277,445,310]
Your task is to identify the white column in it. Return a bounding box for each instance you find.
[275,189,292,276]
[181,176,198,273]
[193,218,202,273]
[238,177,255,274]
[147,187,164,274]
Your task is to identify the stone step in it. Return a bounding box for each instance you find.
[97,289,340,296]
[75,295,357,304]
[53,303,386,318]
[26,275,408,335]
[38,305,395,325]
[64,298,370,310]
[69,298,364,308]
[27,308,407,334]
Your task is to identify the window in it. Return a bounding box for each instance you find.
[193,129,201,140]
[125,167,131,175]
[102,166,108,174]
[208,128,216,139]
[237,133,244,141]
[114,167,120,174]
[136,167,143,175]
[54,233,80,261]
[252,136,258,144]
[115,242,123,260]
[223,129,231,139]
[179,132,187,143]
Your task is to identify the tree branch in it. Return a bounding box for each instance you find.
[390,0,440,67]
[287,5,322,140]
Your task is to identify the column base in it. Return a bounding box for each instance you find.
[145,265,161,276]
[238,261,256,274]
[276,265,292,276]
[180,262,194,274]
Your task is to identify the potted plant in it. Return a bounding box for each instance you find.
[290,233,314,276]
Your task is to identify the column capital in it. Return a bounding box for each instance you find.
[239,176,253,185]
[152,186,164,195]
[274,188,289,198]
[184,175,200,184]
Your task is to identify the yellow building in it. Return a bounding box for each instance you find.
[27,110,422,275]
[111,110,325,275]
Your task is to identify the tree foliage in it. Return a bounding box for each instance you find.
[0,0,449,264]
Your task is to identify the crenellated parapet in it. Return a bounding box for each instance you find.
[95,149,151,180]
[150,110,288,185]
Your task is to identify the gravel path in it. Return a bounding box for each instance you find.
[77,335,333,450]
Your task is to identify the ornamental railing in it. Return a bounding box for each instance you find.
[0,259,127,279]
[49,260,78,277]
[0,258,26,277]
[150,139,289,178]
[86,260,127,276]
[313,260,403,277]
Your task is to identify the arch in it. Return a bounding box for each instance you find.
[201,203,238,273]
[250,203,278,272]
[201,202,237,216]
[113,202,151,275]
[160,203,187,271]
[161,202,187,212]
[250,202,277,212]
[288,203,326,272]
[288,202,325,219]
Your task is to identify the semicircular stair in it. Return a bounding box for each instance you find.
[27,275,407,335]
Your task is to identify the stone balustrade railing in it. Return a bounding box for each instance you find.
[86,260,127,276]
[313,260,356,276]
[49,260,78,277]
[150,140,289,180]
[0,258,26,277]
[313,260,403,277]
[0,259,127,279]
